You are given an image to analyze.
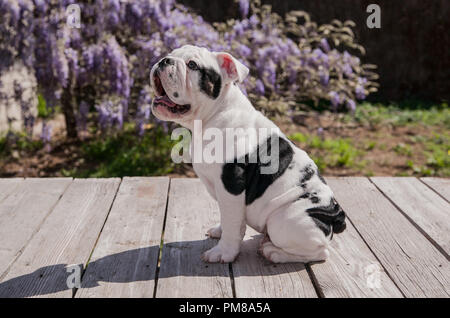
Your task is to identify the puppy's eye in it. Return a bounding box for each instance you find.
[187,60,199,70]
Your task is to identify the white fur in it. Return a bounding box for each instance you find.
[151,45,334,263]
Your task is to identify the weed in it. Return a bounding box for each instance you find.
[364,140,377,151]
[0,136,6,157]
[393,143,413,157]
[289,132,364,171]
[70,125,177,177]
[423,134,449,176]
[343,102,450,128]
[1,132,43,155]
[365,170,374,177]
[403,133,450,177]
[37,94,50,119]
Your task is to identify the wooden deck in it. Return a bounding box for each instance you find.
[0,177,448,298]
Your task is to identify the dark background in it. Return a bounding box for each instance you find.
[180,0,450,102]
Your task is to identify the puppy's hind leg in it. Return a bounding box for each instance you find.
[261,206,330,264]
[259,240,328,263]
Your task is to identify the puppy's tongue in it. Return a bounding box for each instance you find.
[154,95,177,107]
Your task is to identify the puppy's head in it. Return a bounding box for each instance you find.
[150,45,249,126]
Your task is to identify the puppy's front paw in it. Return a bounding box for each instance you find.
[202,244,239,263]
[206,224,222,239]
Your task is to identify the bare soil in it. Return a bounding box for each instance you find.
[0,111,445,177]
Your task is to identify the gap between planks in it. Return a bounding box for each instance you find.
[2,177,448,298]
[0,178,73,282]
[72,178,123,298]
[155,178,232,298]
[155,177,400,298]
[0,178,121,298]
[326,177,450,298]
[370,177,449,259]
[152,177,172,298]
[419,177,450,203]
[76,177,168,298]
[156,179,319,298]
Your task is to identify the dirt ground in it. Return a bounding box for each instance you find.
[1,109,446,178]
[277,111,441,176]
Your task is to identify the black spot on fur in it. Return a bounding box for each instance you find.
[301,165,315,183]
[297,191,320,204]
[306,198,346,237]
[298,164,315,189]
[221,135,294,205]
[158,58,174,72]
[221,164,246,195]
[310,195,320,204]
[199,67,222,99]
[298,192,310,200]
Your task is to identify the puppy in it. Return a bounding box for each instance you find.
[150,45,346,263]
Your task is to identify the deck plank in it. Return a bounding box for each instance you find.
[308,213,403,298]
[0,176,448,298]
[371,177,450,256]
[0,178,120,298]
[420,177,450,201]
[0,178,72,278]
[0,178,24,203]
[232,227,317,298]
[326,177,450,298]
[156,178,232,298]
[76,177,169,298]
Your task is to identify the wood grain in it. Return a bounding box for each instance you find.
[0,178,24,203]
[156,178,232,298]
[308,212,403,298]
[232,226,317,298]
[0,177,448,298]
[371,177,450,256]
[0,178,72,278]
[0,178,120,298]
[76,177,169,298]
[420,177,450,201]
[326,177,450,298]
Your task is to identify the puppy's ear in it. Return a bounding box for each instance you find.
[215,52,249,84]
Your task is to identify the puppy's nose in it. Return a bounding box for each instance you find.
[159,58,174,68]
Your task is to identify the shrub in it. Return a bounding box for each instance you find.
[70,124,176,177]
[289,132,363,170]
[216,0,378,114]
[0,0,377,141]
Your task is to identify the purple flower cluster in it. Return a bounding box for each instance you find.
[239,0,249,19]
[135,89,152,136]
[10,79,34,136]
[0,0,37,133]
[0,0,35,72]
[41,121,52,148]
[96,98,124,132]
[214,5,377,111]
[77,100,89,133]
[0,0,378,140]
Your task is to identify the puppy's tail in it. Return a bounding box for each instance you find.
[332,208,346,234]
[306,198,347,236]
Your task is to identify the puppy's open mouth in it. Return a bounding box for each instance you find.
[153,74,191,114]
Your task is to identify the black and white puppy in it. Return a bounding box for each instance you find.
[150,45,346,263]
